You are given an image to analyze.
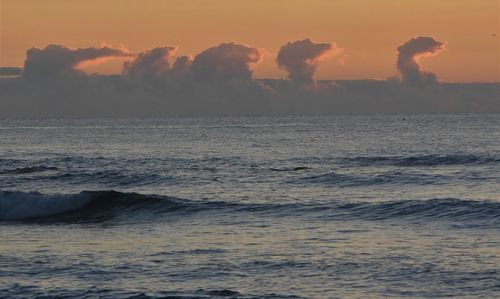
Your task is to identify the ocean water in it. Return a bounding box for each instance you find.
[1,114,499,298]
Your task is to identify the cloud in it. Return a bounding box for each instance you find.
[397,36,446,86]
[122,47,194,88]
[0,67,23,77]
[122,47,177,81]
[0,40,498,118]
[276,38,342,85]
[23,44,134,82]
[190,42,264,82]
[168,55,193,83]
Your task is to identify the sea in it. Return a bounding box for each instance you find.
[1,114,499,298]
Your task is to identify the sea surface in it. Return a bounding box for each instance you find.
[1,114,499,298]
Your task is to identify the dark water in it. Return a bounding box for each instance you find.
[1,114,499,298]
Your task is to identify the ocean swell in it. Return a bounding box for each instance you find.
[341,154,500,167]
[0,190,191,222]
[296,170,447,187]
[0,166,58,175]
[1,190,499,226]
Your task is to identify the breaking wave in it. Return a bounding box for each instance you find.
[0,190,198,222]
[1,190,499,226]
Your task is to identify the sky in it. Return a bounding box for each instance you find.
[1,0,498,82]
[0,0,499,118]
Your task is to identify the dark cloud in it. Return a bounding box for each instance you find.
[169,55,193,80]
[166,43,273,115]
[122,47,193,88]
[122,47,177,81]
[397,36,446,86]
[123,42,263,84]
[276,39,341,85]
[0,67,23,77]
[23,44,134,82]
[191,42,264,82]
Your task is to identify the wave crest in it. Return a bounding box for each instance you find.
[342,154,500,167]
[296,171,444,187]
[0,166,58,175]
[0,190,189,222]
[1,190,498,226]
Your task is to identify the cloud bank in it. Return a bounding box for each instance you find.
[276,39,341,85]
[0,38,498,118]
[397,36,446,86]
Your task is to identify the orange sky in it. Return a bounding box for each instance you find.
[1,0,498,82]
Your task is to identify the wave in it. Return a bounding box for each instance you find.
[1,190,499,226]
[331,198,500,223]
[0,190,195,222]
[0,165,58,175]
[341,154,500,167]
[271,166,310,172]
[1,166,172,187]
[296,170,446,187]
[0,285,301,299]
[46,170,167,187]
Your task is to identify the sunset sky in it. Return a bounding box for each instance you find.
[1,0,498,82]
